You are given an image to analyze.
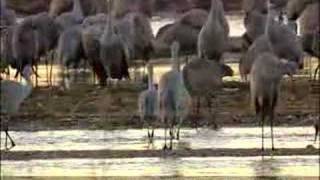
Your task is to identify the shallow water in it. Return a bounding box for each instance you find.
[1,127,318,151]
[1,156,318,177]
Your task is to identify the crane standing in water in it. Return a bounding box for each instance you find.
[250,0,299,151]
[138,63,158,143]
[1,65,33,150]
[159,41,191,150]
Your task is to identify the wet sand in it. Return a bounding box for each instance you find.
[2,148,319,161]
[1,76,318,131]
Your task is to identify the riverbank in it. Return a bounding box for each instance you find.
[2,76,318,131]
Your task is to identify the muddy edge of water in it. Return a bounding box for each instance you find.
[1,148,319,160]
[1,76,318,131]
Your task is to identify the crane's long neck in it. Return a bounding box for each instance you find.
[72,0,84,19]
[265,0,274,36]
[265,0,274,50]
[104,0,114,35]
[171,41,180,72]
[1,0,7,15]
[208,0,223,23]
[147,64,154,91]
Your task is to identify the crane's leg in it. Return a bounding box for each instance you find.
[45,54,49,86]
[35,64,39,87]
[255,98,264,152]
[314,124,319,143]
[169,121,174,150]
[270,113,275,151]
[163,118,168,150]
[4,118,15,150]
[197,96,200,116]
[314,64,319,81]
[151,127,154,139]
[5,130,15,150]
[5,131,8,150]
[270,93,278,151]
[49,51,54,87]
[261,113,265,152]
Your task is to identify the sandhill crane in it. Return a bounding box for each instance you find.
[138,63,158,142]
[251,52,298,151]
[197,0,229,61]
[287,0,319,80]
[81,13,108,86]
[183,57,233,126]
[250,0,300,151]
[158,41,191,150]
[100,0,130,82]
[1,65,33,150]
[56,25,84,90]
[55,0,84,32]
[0,0,16,27]
[240,2,303,81]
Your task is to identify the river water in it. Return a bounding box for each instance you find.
[1,127,319,151]
[1,156,319,177]
[1,127,319,177]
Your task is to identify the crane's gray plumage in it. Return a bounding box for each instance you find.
[81,14,108,86]
[0,26,14,71]
[154,9,208,56]
[1,65,33,150]
[32,12,60,59]
[57,25,84,89]
[138,63,158,142]
[115,12,154,62]
[55,0,84,32]
[197,0,229,61]
[12,16,39,77]
[287,0,319,79]
[250,0,300,152]
[183,57,233,121]
[0,0,16,27]
[81,13,108,86]
[239,6,303,81]
[158,41,191,150]
[99,3,130,81]
[250,52,297,151]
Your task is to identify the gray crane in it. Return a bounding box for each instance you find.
[250,52,298,151]
[30,12,60,86]
[55,0,84,33]
[100,0,130,82]
[250,0,300,151]
[56,25,84,90]
[138,63,158,142]
[287,0,319,80]
[158,41,191,150]
[154,8,208,56]
[12,16,39,80]
[242,0,291,49]
[81,13,109,86]
[0,0,16,27]
[239,5,303,81]
[115,12,154,63]
[182,57,233,126]
[0,26,14,73]
[197,0,229,61]
[1,65,33,150]
[49,0,108,18]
